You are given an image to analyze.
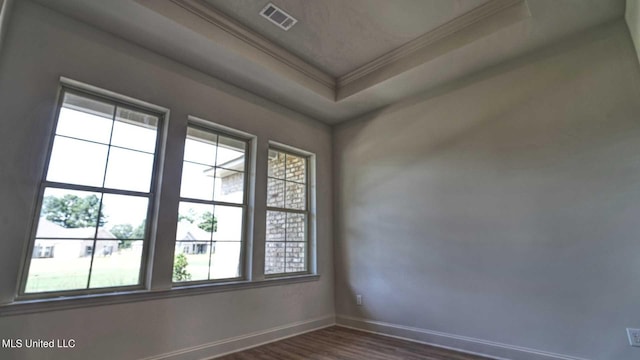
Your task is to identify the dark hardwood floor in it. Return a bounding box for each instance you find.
[217,326,491,360]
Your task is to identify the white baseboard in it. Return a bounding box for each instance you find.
[140,315,335,360]
[139,314,590,360]
[336,315,591,360]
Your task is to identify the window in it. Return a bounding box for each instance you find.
[173,125,249,283]
[20,88,161,295]
[265,147,309,275]
[32,245,54,259]
[8,80,319,309]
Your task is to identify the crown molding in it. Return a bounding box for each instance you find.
[335,0,530,101]
[137,0,529,103]
[336,0,526,89]
[170,0,334,87]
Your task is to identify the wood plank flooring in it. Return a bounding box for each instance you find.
[217,326,491,360]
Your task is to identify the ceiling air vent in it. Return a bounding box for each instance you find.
[260,3,297,31]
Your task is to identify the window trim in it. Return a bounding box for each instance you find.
[15,80,168,300]
[264,144,313,278]
[171,121,252,286]
[1,274,319,317]
[2,78,320,312]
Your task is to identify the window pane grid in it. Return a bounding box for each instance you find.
[266,148,309,276]
[47,101,157,192]
[174,126,248,284]
[216,165,246,172]
[211,165,218,207]
[26,189,151,293]
[206,235,214,281]
[41,183,153,203]
[174,201,244,282]
[91,107,117,291]
[33,237,144,241]
[178,198,247,210]
[265,210,308,275]
[183,159,246,174]
[23,89,160,296]
[53,134,156,156]
[180,130,247,205]
[43,181,154,198]
[85,233,101,288]
[266,176,305,186]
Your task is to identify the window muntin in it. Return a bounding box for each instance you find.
[21,89,161,295]
[13,81,319,307]
[173,125,249,284]
[265,148,309,275]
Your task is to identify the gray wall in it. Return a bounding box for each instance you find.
[2,1,640,360]
[0,1,333,359]
[334,21,640,360]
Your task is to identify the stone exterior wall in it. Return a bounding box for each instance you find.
[216,151,307,274]
[265,151,307,274]
[265,234,306,273]
[221,172,243,195]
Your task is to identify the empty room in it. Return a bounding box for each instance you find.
[0,0,639,359]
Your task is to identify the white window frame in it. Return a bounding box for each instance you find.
[265,143,315,277]
[172,119,253,285]
[2,80,319,315]
[16,80,167,300]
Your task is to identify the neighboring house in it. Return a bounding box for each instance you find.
[173,153,245,257]
[175,221,214,255]
[33,220,120,259]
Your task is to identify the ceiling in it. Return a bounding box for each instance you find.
[30,0,626,124]
[205,0,489,76]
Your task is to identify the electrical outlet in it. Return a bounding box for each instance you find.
[356,294,362,306]
[627,328,640,347]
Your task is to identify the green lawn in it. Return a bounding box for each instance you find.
[25,251,142,293]
[181,253,210,281]
[177,252,241,281]
[25,250,240,293]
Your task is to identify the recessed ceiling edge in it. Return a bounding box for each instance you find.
[136,0,530,103]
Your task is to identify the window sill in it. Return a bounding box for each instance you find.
[0,274,319,317]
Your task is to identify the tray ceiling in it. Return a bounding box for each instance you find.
[31,0,626,124]
[205,0,490,77]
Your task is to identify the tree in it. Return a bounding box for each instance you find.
[198,211,217,233]
[179,208,217,233]
[110,221,146,248]
[178,208,197,224]
[173,253,191,281]
[42,194,106,228]
[132,222,145,239]
[110,224,134,240]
